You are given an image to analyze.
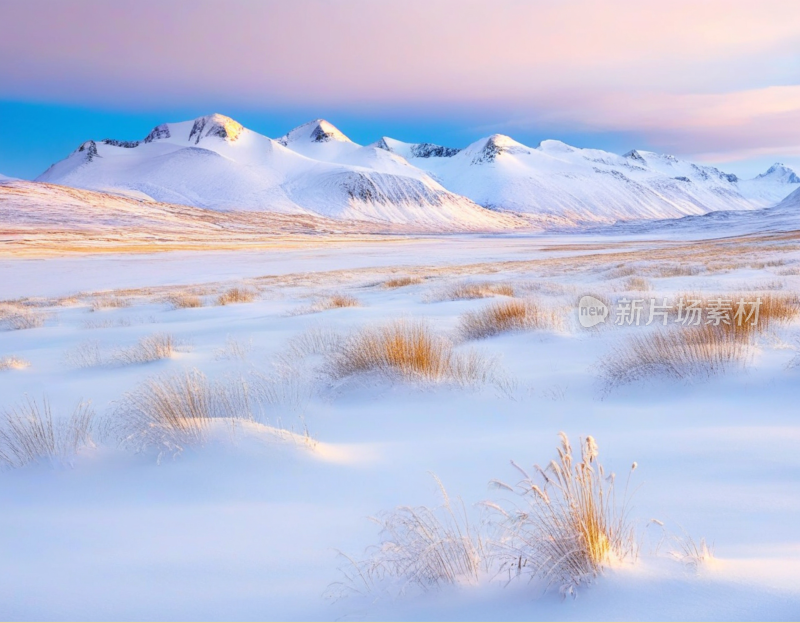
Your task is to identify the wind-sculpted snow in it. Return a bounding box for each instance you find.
[34,113,800,229]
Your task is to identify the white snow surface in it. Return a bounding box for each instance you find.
[35,114,800,229]
[1,232,800,621]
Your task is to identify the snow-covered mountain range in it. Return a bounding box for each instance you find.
[35,114,514,230]
[33,113,800,229]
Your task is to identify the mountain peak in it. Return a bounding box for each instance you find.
[74,140,100,162]
[187,113,244,145]
[756,163,800,184]
[143,123,171,144]
[623,149,646,163]
[468,134,528,164]
[278,119,351,146]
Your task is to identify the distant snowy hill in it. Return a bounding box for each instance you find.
[35,113,800,228]
[775,184,800,212]
[375,136,799,224]
[591,177,800,238]
[36,114,516,230]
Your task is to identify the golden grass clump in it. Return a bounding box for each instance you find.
[216,287,257,305]
[670,292,799,332]
[383,276,423,289]
[599,321,756,387]
[459,299,562,340]
[757,292,800,328]
[329,319,494,386]
[324,294,360,308]
[489,433,637,594]
[296,293,361,314]
[0,355,30,371]
[438,281,515,301]
[0,398,95,468]
[167,293,203,309]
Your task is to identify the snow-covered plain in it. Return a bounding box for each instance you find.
[1,226,800,621]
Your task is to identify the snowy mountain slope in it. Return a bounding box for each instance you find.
[0,178,453,256]
[36,115,516,230]
[586,181,800,238]
[775,184,800,212]
[372,137,462,160]
[377,135,800,224]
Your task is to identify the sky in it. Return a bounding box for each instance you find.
[1,0,799,180]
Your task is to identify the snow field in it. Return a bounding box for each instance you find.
[0,235,799,620]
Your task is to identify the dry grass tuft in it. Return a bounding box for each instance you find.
[435,281,515,301]
[331,477,487,598]
[599,322,756,387]
[666,292,799,333]
[114,333,177,365]
[621,276,652,292]
[489,433,637,595]
[285,327,345,360]
[113,370,254,457]
[328,319,495,386]
[214,335,254,361]
[91,296,131,311]
[383,276,423,289]
[325,294,360,308]
[0,355,30,371]
[652,265,702,278]
[295,293,361,314]
[606,265,641,279]
[216,287,257,306]
[757,292,800,328]
[64,340,104,368]
[459,299,562,340]
[1,305,47,330]
[167,293,203,309]
[671,535,715,569]
[0,398,95,468]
